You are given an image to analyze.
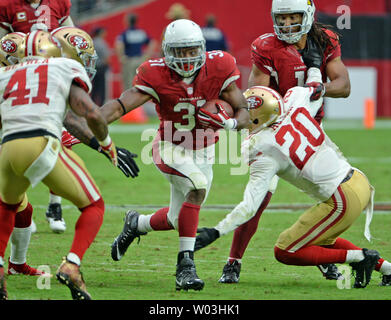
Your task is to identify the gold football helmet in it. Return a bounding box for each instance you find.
[17,30,62,60]
[0,32,26,66]
[51,26,98,79]
[244,86,285,133]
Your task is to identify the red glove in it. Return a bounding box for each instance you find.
[61,130,80,149]
[304,82,325,101]
[197,103,237,130]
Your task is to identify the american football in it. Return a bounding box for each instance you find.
[201,99,234,118]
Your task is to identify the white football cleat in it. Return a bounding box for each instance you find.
[30,219,37,234]
[47,218,66,233]
[46,203,66,233]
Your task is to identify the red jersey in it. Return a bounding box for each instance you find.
[0,0,71,33]
[134,50,240,150]
[251,29,341,122]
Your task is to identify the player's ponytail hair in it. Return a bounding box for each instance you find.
[308,22,341,51]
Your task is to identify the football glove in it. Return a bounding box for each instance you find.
[194,227,220,251]
[99,135,118,167]
[197,103,237,130]
[116,147,139,178]
[99,146,139,178]
[304,81,326,101]
[301,35,324,69]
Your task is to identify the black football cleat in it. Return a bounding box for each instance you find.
[218,260,241,284]
[379,274,391,286]
[317,264,343,280]
[176,255,204,291]
[111,210,147,261]
[350,248,380,288]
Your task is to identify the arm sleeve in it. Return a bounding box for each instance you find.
[215,155,278,236]
[324,29,341,63]
[251,37,274,75]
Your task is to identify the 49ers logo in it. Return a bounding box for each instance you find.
[68,35,89,50]
[247,96,264,110]
[1,39,17,53]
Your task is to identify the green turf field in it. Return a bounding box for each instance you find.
[4,120,391,300]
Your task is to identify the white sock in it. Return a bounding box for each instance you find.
[379,260,391,275]
[179,237,196,252]
[345,250,365,263]
[137,214,153,233]
[228,257,242,264]
[10,226,32,265]
[49,194,62,204]
[67,252,81,266]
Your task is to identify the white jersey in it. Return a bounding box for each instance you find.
[0,57,91,141]
[244,87,351,201]
[215,86,352,236]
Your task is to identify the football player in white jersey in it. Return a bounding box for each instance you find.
[195,68,391,288]
[0,30,139,283]
[0,30,117,300]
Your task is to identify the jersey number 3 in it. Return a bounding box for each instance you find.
[3,65,50,106]
[275,107,324,169]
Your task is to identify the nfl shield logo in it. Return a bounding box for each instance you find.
[187,87,193,95]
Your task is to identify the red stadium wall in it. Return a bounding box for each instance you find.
[79,0,391,117]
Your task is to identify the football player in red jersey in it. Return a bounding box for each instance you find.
[105,19,250,291]
[217,0,352,284]
[0,0,75,234]
[0,0,74,37]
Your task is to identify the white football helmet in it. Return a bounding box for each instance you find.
[162,19,206,78]
[272,0,316,44]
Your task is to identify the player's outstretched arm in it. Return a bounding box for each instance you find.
[100,87,151,124]
[68,84,108,141]
[68,84,117,166]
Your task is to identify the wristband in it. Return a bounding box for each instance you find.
[88,137,100,150]
[99,135,112,148]
[117,98,126,116]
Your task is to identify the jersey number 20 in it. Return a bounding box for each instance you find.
[275,107,324,169]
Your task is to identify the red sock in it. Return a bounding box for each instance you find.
[229,191,272,261]
[14,203,33,228]
[323,237,361,250]
[70,198,105,261]
[150,207,173,230]
[274,245,347,266]
[178,202,200,237]
[0,200,20,258]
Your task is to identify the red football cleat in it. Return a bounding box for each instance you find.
[7,259,45,276]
